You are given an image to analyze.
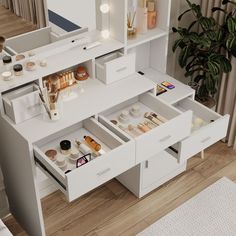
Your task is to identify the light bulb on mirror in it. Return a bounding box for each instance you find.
[100,4,110,13]
[101,30,110,39]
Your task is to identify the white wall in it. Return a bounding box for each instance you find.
[46,0,96,31]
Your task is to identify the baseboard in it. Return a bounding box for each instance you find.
[0,189,9,218]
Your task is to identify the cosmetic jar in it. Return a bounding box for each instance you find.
[56,156,67,170]
[15,54,25,61]
[60,140,71,155]
[1,71,12,81]
[39,60,47,67]
[25,61,36,71]
[69,152,80,164]
[13,64,23,76]
[2,55,12,65]
[119,110,130,123]
[130,105,141,117]
[45,149,57,162]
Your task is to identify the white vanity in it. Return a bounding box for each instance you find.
[0,0,229,235]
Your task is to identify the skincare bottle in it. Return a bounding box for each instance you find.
[136,0,148,34]
[147,1,157,29]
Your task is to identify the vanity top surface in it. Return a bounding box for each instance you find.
[12,73,155,143]
[0,30,124,93]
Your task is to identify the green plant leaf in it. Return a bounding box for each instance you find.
[172,39,183,52]
[194,75,205,83]
[206,77,216,92]
[227,16,236,33]
[219,57,232,73]
[212,7,227,13]
[199,17,214,31]
[178,9,191,21]
[179,46,191,68]
[207,61,221,75]
[198,83,209,97]
[226,34,236,50]
[222,0,230,5]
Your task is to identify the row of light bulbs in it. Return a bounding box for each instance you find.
[100,4,110,39]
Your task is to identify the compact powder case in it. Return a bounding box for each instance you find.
[45,149,57,162]
[60,140,71,155]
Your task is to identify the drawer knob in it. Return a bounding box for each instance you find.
[116,67,127,73]
[201,137,211,143]
[160,135,171,142]
[97,168,111,176]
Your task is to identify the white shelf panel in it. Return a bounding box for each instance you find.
[0,30,124,93]
[126,28,168,49]
[141,68,195,104]
[13,73,155,143]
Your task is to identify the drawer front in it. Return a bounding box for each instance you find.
[142,151,183,189]
[179,115,229,162]
[135,110,192,164]
[66,141,135,201]
[105,53,135,84]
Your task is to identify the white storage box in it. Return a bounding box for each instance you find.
[95,52,136,84]
[2,84,44,124]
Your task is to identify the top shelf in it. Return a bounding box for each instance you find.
[126,27,168,49]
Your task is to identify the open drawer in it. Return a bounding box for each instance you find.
[171,97,230,162]
[33,118,135,202]
[98,92,192,164]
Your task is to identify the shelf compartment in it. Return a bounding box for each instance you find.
[34,117,135,202]
[99,92,192,164]
[127,27,168,49]
[173,98,230,162]
[2,83,44,124]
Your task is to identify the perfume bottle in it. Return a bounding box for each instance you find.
[136,0,148,34]
[147,1,157,29]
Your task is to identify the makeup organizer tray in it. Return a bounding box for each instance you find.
[103,100,168,138]
[173,98,217,133]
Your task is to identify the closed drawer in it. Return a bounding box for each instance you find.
[2,83,44,124]
[95,52,135,84]
[142,151,184,189]
[34,118,135,202]
[173,98,230,162]
[99,92,192,164]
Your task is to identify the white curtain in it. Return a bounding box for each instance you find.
[1,0,47,28]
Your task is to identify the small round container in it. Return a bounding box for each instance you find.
[2,55,12,65]
[68,152,80,164]
[60,140,71,155]
[15,54,25,61]
[39,60,47,67]
[28,51,36,57]
[13,64,23,76]
[45,149,57,162]
[119,110,130,123]
[130,105,141,118]
[25,61,36,71]
[56,156,67,170]
[1,71,12,81]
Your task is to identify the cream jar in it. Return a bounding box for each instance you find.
[13,64,23,76]
[1,71,12,81]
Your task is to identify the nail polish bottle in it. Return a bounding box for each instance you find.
[147,1,157,29]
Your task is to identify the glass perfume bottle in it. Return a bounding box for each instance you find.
[147,1,157,29]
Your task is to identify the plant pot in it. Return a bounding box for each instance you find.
[195,96,216,109]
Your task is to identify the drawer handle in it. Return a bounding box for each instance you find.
[160,135,172,142]
[145,161,149,169]
[97,168,111,177]
[116,67,127,73]
[201,137,211,143]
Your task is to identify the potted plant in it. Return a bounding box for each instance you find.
[172,0,236,107]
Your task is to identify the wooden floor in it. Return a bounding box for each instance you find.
[0,6,36,38]
[1,5,236,236]
[3,142,236,236]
